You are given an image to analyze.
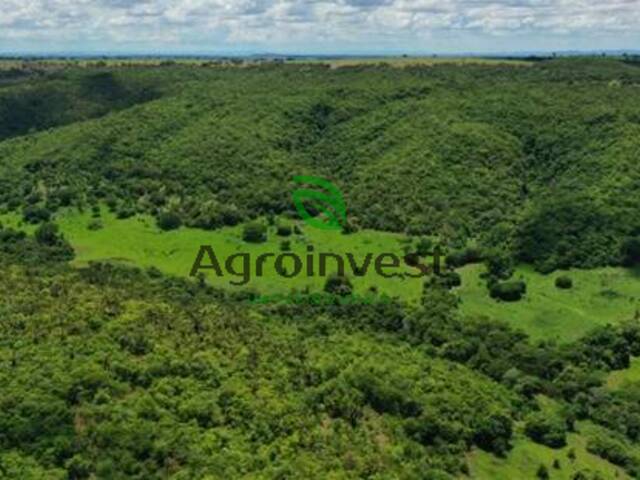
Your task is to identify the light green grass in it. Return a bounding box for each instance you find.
[458,264,640,341]
[52,209,424,303]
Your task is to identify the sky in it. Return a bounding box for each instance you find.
[1,0,639,56]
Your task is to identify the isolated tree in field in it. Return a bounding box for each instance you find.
[243,222,267,243]
[555,276,573,289]
[157,212,182,231]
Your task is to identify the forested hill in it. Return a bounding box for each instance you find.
[0,210,640,479]
[1,58,639,272]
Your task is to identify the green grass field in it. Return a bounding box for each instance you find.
[52,208,425,303]
[459,264,640,341]
[4,207,640,341]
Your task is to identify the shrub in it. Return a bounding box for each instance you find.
[555,276,573,289]
[276,225,292,237]
[524,412,568,448]
[490,280,527,302]
[157,212,182,231]
[23,206,51,224]
[324,274,353,296]
[472,413,513,456]
[446,247,483,268]
[242,222,267,243]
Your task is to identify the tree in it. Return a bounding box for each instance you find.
[157,212,182,231]
[490,280,527,302]
[23,206,52,224]
[276,225,292,237]
[242,222,267,243]
[555,276,573,289]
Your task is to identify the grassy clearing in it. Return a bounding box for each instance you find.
[52,208,425,303]
[467,427,630,480]
[458,264,640,341]
[4,208,640,340]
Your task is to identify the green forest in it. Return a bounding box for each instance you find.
[1,57,640,479]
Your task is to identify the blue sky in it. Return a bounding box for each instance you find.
[1,0,639,55]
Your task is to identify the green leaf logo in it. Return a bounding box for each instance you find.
[292,176,347,231]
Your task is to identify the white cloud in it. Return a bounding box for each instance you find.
[0,0,639,53]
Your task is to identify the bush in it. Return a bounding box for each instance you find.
[242,222,267,243]
[446,247,483,268]
[276,225,292,237]
[555,276,573,289]
[324,274,353,297]
[23,206,51,224]
[157,212,182,231]
[490,280,527,302]
[472,413,513,456]
[524,412,568,448]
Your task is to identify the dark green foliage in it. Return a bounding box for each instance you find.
[517,193,623,273]
[485,249,514,280]
[446,247,483,268]
[536,464,550,479]
[490,280,527,302]
[524,412,568,448]
[324,274,353,296]
[35,222,63,246]
[555,276,573,289]
[22,206,51,224]
[276,224,292,237]
[156,211,182,231]
[242,222,267,243]
[622,237,640,266]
